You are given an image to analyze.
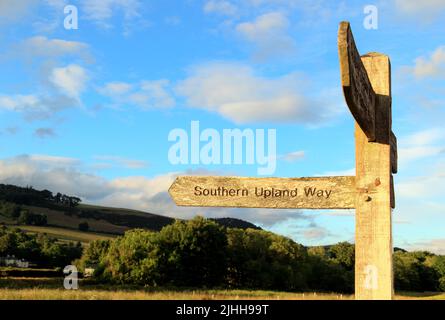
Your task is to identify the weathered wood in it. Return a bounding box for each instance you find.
[169,176,356,209]
[355,53,393,300]
[338,21,377,141]
[390,131,398,174]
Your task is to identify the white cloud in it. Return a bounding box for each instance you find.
[235,11,296,61]
[0,95,40,112]
[49,64,89,99]
[411,46,445,79]
[81,0,142,29]
[399,128,445,164]
[15,36,90,61]
[0,155,110,200]
[204,0,238,16]
[138,80,175,108]
[0,0,37,23]
[237,11,288,36]
[27,154,80,166]
[405,128,445,146]
[301,226,332,240]
[98,82,133,96]
[93,155,148,169]
[0,93,77,120]
[405,238,445,255]
[99,79,175,109]
[176,62,334,124]
[397,171,445,199]
[280,150,305,162]
[394,0,445,21]
[399,146,444,163]
[1,36,92,120]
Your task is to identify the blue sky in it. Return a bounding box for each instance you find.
[0,0,444,253]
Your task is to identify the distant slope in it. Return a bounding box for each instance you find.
[18,203,261,235]
[0,184,261,236]
[211,217,261,230]
[18,225,116,244]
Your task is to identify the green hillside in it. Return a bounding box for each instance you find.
[0,184,260,238]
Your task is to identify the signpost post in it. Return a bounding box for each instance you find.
[169,21,397,300]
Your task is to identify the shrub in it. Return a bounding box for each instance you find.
[78,222,89,232]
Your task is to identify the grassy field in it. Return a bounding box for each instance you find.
[0,278,443,300]
[17,225,116,245]
[23,205,131,235]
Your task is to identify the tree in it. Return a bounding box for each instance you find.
[76,239,110,272]
[78,222,89,232]
[329,242,355,270]
[98,217,228,287]
[0,226,82,268]
[394,251,439,292]
[0,201,21,219]
[104,229,159,285]
[32,214,47,226]
[18,210,31,225]
[426,255,445,291]
[156,217,228,287]
[18,211,47,226]
[69,197,81,207]
[226,228,308,291]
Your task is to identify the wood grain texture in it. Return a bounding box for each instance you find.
[355,53,394,300]
[169,176,356,209]
[338,21,377,141]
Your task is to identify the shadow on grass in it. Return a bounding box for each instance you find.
[396,291,445,298]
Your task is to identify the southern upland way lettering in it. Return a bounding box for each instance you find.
[169,176,356,209]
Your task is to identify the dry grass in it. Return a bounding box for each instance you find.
[2,289,444,300]
[0,288,354,300]
[0,279,443,300]
[0,277,443,300]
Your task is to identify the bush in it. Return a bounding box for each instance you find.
[0,201,21,219]
[18,210,47,226]
[78,222,89,232]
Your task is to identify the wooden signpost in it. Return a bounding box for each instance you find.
[169,21,397,300]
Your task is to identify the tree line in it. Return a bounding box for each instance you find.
[75,217,445,293]
[0,184,81,208]
[0,226,82,268]
[1,217,444,293]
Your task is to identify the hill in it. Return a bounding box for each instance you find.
[0,184,260,236]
